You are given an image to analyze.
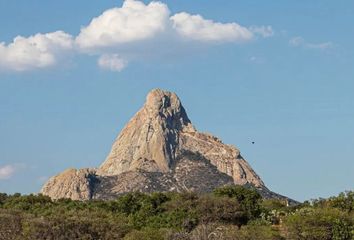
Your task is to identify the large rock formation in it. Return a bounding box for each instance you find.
[41,89,290,201]
[41,168,97,201]
[97,90,196,176]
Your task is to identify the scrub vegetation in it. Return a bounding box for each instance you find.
[0,186,353,240]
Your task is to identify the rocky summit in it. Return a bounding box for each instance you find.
[41,89,291,202]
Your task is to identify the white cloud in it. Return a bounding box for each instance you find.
[289,36,333,50]
[0,165,16,180]
[0,31,74,72]
[76,0,170,50]
[76,0,255,50]
[249,25,274,38]
[170,12,253,42]
[0,0,274,73]
[98,54,127,72]
[76,0,259,71]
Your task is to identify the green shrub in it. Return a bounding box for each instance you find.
[0,209,24,240]
[196,196,248,226]
[0,190,352,239]
[190,223,284,240]
[328,191,354,213]
[123,228,168,240]
[213,185,262,219]
[284,207,353,240]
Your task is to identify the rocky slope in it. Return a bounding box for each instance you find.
[41,89,291,202]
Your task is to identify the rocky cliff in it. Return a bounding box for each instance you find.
[41,89,290,202]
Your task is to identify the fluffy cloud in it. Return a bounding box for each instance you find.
[75,0,261,71]
[0,31,74,72]
[289,36,333,50]
[0,164,16,180]
[76,0,170,50]
[0,0,274,72]
[98,54,127,72]
[249,26,274,38]
[76,0,255,49]
[171,12,253,42]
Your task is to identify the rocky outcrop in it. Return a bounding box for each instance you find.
[97,89,195,176]
[41,168,97,200]
[41,88,291,202]
[92,150,235,200]
[179,132,264,188]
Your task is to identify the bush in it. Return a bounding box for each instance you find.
[123,228,168,240]
[234,224,284,240]
[284,207,353,240]
[0,193,8,206]
[0,209,23,240]
[0,190,352,239]
[189,223,284,240]
[196,196,248,226]
[328,191,354,213]
[2,194,52,212]
[213,185,262,219]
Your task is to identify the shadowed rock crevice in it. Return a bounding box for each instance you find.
[41,88,293,203]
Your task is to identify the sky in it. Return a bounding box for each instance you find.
[0,0,353,202]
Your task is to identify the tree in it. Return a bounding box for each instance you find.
[284,207,353,240]
[213,185,262,219]
[196,196,248,226]
[328,191,354,213]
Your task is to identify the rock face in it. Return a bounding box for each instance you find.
[97,89,195,176]
[41,168,97,201]
[41,89,289,201]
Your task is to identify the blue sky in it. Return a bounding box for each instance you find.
[0,0,353,201]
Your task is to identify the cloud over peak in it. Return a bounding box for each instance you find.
[0,0,274,72]
[76,0,255,51]
[76,0,170,50]
[171,12,253,42]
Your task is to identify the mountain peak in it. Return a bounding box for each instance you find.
[145,88,179,110]
[97,88,195,176]
[41,89,293,203]
[144,88,194,131]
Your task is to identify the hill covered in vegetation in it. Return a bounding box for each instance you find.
[0,186,353,240]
